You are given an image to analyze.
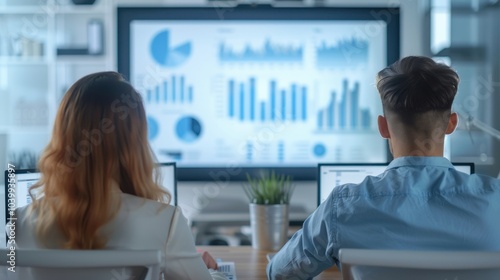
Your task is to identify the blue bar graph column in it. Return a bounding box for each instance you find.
[188,86,193,103]
[270,80,276,120]
[229,80,235,117]
[301,87,307,121]
[260,101,266,121]
[327,92,335,129]
[280,90,286,120]
[250,78,256,121]
[171,76,176,102]
[339,80,347,129]
[163,81,168,103]
[351,82,359,128]
[318,110,324,129]
[361,109,370,129]
[239,83,245,121]
[147,89,152,103]
[291,84,297,121]
[180,76,185,103]
[155,85,160,103]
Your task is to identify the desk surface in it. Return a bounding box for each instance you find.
[198,246,341,280]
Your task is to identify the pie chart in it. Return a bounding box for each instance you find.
[150,30,192,67]
[175,116,202,143]
[313,143,326,157]
[147,116,159,140]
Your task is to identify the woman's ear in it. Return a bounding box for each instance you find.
[378,115,391,139]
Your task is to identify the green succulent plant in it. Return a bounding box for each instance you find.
[243,171,295,205]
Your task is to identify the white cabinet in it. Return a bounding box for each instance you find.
[0,0,114,172]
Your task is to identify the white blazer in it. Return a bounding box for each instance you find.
[14,192,225,280]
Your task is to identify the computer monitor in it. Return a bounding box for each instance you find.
[4,163,177,230]
[158,162,177,205]
[317,162,475,206]
[4,169,40,224]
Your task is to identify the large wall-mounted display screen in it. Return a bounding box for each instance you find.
[118,6,400,180]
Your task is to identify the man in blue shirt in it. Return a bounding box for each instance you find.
[267,56,500,279]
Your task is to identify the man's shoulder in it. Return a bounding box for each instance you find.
[331,166,487,198]
[333,173,388,198]
[464,173,500,190]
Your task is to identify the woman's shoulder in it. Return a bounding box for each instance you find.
[14,204,36,225]
[118,192,178,216]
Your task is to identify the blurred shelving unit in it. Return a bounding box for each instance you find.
[0,0,115,172]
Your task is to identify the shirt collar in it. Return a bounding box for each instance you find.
[387,156,455,170]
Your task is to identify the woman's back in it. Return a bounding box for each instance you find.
[13,71,224,279]
[15,191,216,279]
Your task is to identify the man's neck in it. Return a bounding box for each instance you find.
[389,138,445,158]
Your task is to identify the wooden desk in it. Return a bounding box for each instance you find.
[198,246,341,280]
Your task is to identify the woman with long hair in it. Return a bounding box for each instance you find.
[15,72,225,279]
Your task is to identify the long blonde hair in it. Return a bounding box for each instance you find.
[30,72,170,249]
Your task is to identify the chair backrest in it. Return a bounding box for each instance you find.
[0,249,162,280]
[339,248,500,280]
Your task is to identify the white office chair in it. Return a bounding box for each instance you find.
[340,248,500,280]
[0,248,162,280]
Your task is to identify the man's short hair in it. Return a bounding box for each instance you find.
[376,56,459,126]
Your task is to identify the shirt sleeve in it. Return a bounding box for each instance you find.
[163,207,226,280]
[267,194,337,280]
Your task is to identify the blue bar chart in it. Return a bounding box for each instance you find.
[317,79,371,131]
[316,38,369,68]
[146,75,194,104]
[219,40,303,62]
[228,78,307,122]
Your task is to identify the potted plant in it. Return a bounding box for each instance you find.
[243,171,295,250]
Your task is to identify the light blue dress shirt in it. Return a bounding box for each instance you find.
[267,156,500,280]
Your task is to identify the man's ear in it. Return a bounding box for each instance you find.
[378,115,391,139]
[445,112,458,135]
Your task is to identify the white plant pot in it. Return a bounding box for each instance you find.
[249,203,289,250]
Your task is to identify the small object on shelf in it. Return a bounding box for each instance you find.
[57,19,104,56]
[56,48,89,56]
[20,37,44,58]
[71,0,97,5]
[435,46,486,61]
[14,99,48,126]
[88,19,104,55]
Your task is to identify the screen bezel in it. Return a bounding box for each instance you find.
[117,5,401,181]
